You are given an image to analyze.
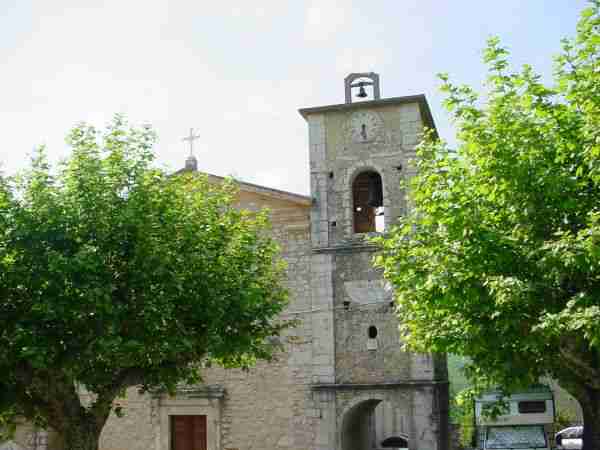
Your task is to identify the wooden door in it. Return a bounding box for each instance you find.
[171,415,207,450]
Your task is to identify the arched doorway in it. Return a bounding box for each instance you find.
[381,435,409,449]
[341,398,411,450]
[341,399,381,450]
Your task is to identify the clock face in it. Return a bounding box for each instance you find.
[347,110,383,143]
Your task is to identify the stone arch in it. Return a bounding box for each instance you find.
[381,434,409,449]
[339,392,406,450]
[340,398,382,450]
[344,163,388,236]
[339,393,413,450]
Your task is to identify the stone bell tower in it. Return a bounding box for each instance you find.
[299,73,449,450]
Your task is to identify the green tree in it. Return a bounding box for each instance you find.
[0,117,288,450]
[375,2,599,448]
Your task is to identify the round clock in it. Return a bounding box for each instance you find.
[347,110,383,143]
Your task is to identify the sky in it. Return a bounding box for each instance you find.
[0,0,589,195]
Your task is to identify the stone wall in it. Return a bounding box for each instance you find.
[2,421,60,450]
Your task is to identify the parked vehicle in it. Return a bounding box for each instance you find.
[556,426,583,450]
[475,387,555,450]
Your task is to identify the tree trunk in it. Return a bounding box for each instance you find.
[580,387,600,450]
[63,418,102,450]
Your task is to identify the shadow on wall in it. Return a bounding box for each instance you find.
[342,399,381,450]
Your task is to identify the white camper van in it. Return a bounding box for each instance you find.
[475,387,555,450]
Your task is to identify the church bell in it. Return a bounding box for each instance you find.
[356,84,368,98]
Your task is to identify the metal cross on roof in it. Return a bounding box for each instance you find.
[182,128,201,157]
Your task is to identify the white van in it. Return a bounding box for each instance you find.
[475,387,555,450]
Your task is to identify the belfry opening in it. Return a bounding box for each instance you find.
[353,170,384,233]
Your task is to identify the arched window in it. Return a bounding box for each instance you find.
[352,171,384,233]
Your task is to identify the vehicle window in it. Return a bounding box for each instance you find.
[486,426,547,449]
[564,427,583,439]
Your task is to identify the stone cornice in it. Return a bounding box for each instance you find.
[310,380,449,390]
[151,385,226,399]
[312,242,380,254]
[298,94,438,137]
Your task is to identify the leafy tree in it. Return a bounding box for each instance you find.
[375,2,599,448]
[0,117,288,450]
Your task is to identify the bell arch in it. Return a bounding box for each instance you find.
[344,72,381,103]
[352,170,384,233]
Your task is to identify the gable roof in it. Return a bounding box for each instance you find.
[174,169,312,207]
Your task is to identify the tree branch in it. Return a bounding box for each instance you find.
[89,366,147,429]
[558,339,600,389]
[13,362,84,433]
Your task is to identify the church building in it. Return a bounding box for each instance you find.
[7,73,449,450]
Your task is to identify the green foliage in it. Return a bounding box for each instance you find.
[451,389,476,448]
[448,355,477,445]
[555,408,579,432]
[375,0,599,432]
[448,354,470,396]
[0,116,288,439]
[0,408,17,442]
